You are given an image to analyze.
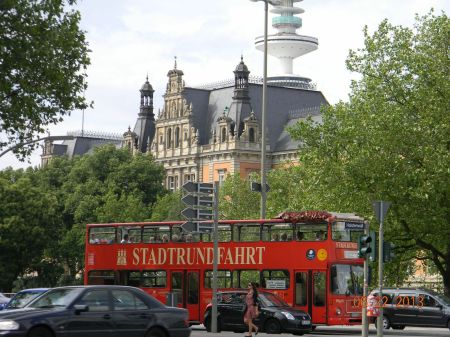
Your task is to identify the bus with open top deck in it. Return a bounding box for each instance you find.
[84,210,367,326]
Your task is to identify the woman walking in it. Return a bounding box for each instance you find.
[244,282,259,336]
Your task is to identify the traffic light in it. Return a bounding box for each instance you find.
[358,231,376,260]
[358,234,372,258]
[383,241,395,262]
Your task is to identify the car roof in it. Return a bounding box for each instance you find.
[17,288,49,293]
[371,288,438,294]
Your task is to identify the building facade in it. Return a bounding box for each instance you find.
[127,57,327,190]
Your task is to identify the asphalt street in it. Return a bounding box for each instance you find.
[190,325,450,337]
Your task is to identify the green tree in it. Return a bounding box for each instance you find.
[150,191,184,221]
[0,0,90,158]
[288,11,450,294]
[219,173,259,219]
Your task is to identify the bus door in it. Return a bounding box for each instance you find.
[170,270,200,322]
[294,270,327,324]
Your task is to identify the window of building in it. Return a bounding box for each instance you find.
[218,169,226,186]
[221,127,226,142]
[175,127,180,147]
[168,176,175,191]
[249,128,255,142]
[167,128,172,148]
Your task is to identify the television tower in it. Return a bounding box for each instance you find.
[255,0,318,87]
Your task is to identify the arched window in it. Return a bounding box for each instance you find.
[221,127,227,143]
[249,128,255,142]
[175,127,180,147]
[167,128,172,148]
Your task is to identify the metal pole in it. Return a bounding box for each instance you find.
[260,0,268,219]
[211,181,219,333]
[377,203,384,337]
[362,222,369,337]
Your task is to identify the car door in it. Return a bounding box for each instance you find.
[65,289,115,337]
[111,289,152,337]
[392,293,418,325]
[416,293,445,327]
[218,293,246,330]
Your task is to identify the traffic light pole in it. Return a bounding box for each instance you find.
[362,223,369,337]
[377,207,384,337]
[211,182,219,333]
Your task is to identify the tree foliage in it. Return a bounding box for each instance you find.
[288,11,450,294]
[0,0,90,158]
[0,146,166,291]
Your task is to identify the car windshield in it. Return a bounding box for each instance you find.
[7,291,46,309]
[28,288,83,308]
[435,294,450,305]
[259,292,289,307]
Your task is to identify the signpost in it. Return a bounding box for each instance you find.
[181,181,219,332]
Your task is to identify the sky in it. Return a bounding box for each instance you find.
[1,0,448,170]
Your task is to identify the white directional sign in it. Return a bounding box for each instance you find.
[181,181,215,232]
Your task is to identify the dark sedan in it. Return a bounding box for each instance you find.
[0,285,191,337]
[203,290,312,335]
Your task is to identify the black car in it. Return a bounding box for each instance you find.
[368,287,450,331]
[203,290,312,335]
[0,285,191,337]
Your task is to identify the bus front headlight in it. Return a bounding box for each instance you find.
[0,320,20,330]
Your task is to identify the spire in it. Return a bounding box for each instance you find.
[233,55,250,101]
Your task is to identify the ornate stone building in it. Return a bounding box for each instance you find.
[127,57,327,190]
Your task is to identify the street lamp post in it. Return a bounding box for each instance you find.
[250,0,281,219]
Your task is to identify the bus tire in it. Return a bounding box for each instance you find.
[145,327,167,337]
[264,319,282,334]
[27,327,53,337]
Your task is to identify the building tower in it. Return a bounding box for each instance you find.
[255,0,318,87]
[133,75,156,152]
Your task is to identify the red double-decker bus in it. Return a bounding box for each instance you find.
[84,211,366,326]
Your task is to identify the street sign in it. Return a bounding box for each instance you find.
[372,201,391,223]
[181,208,213,220]
[181,221,214,233]
[181,194,214,208]
[182,181,214,194]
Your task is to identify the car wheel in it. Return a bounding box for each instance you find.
[204,317,222,332]
[375,315,391,330]
[204,317,212,332]
[264,319,282,334]
[28,327,53,337]
[145,327,167,337]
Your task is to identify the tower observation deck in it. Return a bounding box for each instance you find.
[255,0,318,88]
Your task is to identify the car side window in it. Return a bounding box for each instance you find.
[420,294,437,307]
[112,290,149,311]
[77,290,110,311]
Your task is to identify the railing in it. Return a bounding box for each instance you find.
[67,130,123,141]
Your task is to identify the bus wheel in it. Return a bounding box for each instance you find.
[145,327,167,337]
[264,319,282,334]
[28,327,52,337]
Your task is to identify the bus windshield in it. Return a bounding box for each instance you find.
[332,221,364,242]
[331,264,363,296]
